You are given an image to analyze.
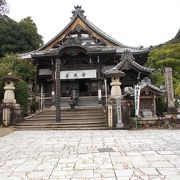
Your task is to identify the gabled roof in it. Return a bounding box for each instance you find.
[114,50,152,74]
[39,6,129,51]
[139,77,165,96]
[20,6,150,59]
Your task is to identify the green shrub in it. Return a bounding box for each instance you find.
[15,80,28,115]
[156,96,167,115]
[0,81,3,102]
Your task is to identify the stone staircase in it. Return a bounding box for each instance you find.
[60,96,99,107]
[14,106,108,130]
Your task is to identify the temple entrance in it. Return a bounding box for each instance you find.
[79,81,88,96]
[61,79,98,97]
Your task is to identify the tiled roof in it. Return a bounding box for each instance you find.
[139,77,165,96]
[21,6,150,58]
[114,50,152,74]
[38,6,148,53]
[84,18,125,47]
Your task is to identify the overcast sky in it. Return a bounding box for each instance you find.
[7,0,180,47]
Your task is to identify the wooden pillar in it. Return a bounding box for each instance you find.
[55,58,61,122]
[51,60,56,106]
[33,65,38,110]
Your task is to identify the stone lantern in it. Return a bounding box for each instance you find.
[105,68,125,98]
[105,68,125,128]
[2,72,19,104]
[1,73,20,127]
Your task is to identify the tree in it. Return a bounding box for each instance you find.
[0,54,36,113]
[147,43,180,96]
[17,17,43,52]
[0,0,9,16]
[0,16,43,56]
[0,54,36,82]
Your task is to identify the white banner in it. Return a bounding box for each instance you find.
[134,85,141,116]
[60,69,97,80]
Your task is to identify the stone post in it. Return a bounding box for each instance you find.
[2,107,11,127]
[107,104,113,127]
[116,96,124,128]
[164,67,175,113]
[153,94,157,116]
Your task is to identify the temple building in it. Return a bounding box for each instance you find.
[21,6,164,124]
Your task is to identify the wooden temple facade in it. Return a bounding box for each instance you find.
[22,6,164,118]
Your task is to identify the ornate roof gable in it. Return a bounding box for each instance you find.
[115,50,152,74]
[39,6,125,51]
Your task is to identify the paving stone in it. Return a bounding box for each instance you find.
[157,167,179,175]
[94,169,116,178]
[151,160,174,168]
[139,168,160,176]
[71,170,94,178]
[115,169,133,177]
[0,130,180,179]
[165,175,180,180]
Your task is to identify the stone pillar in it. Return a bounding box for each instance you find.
[98,80,102,104]
[107,104,113,127]
[2,108,11,127]
[153,94,157,116]
[116,96,124,128]
[164,67,175,112]
[97,63,102,104]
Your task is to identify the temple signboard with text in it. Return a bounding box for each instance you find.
[60,69,97,80]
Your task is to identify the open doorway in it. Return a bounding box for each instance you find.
[79,81,88,96]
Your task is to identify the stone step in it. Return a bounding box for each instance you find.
[31,113,104,117]
[15,126,109,130]
[16,120,106,125]
[26,117,105,121]
[14,123,107,128]
[60,96,99,107]
[15,122,107,129]
[15,106,107,130]
[36,111,104,114]
[40,108,104,113]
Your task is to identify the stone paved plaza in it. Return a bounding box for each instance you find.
[0,130,180,180]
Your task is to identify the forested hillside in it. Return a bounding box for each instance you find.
[147,29,180,97]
